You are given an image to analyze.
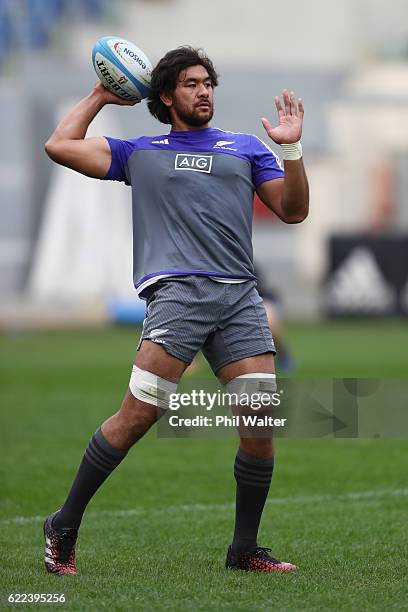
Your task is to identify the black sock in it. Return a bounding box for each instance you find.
[53,427,128,531]
[231,448,274,555]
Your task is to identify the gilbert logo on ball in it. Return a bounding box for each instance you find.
[92,36,153,100]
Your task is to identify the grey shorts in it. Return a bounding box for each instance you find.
[137,275,275,373]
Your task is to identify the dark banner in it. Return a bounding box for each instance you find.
[324,235,408,316]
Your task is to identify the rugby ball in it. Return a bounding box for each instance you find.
[92,36,153,100]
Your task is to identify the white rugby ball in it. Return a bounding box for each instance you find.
[92,36,153,100]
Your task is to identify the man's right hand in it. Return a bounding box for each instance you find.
[92,81,142,107]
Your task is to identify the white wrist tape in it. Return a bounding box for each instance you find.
[281,141,302,161]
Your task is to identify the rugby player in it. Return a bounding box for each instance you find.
[43,47,309,575]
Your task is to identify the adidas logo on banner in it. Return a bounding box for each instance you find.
[326,247,396,314]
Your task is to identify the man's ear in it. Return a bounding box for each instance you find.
[160,92,172,108]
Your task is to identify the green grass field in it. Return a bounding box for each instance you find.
[1,321,408,611]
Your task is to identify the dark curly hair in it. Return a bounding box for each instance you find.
[147,46,218,125]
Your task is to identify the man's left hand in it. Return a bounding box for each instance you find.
[261,90,304,144]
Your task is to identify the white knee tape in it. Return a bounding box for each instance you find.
[224,373,277,406]
[129,365,178,411]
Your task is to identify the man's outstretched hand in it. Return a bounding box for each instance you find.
[261,90,304,144]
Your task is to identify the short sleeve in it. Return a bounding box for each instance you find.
[102,137,136,185]
[251,135,284,187]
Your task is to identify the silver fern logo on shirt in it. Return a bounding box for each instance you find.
[213,140,237,151]
[175,154,213,173]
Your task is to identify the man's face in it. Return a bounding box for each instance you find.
[165,65,214,128]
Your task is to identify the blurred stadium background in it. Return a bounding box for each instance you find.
[1,0,408,327]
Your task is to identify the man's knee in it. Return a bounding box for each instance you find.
[120,389,160,426]
[117,364,179,431]
[101,389,159,450]
[128,365,178,411]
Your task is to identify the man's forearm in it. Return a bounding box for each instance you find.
[281,158,309,223]
[46,89,106,146]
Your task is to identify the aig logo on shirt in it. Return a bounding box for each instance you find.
[175,154,213,174]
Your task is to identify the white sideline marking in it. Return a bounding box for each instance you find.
[1,488,407,527]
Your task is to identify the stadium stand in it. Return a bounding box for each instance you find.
[0,0,108,66]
